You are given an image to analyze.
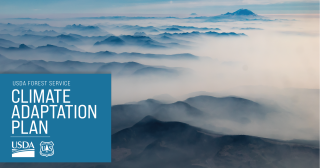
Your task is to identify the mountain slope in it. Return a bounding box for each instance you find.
[111,95,272,134]
[0,38,19,48]
[111,116,319,168]
[111,99,162,133]
[185,95,269,123]
[153,101,204,121]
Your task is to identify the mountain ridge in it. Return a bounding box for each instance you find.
[111,116,319,168]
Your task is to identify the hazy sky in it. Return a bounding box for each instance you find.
[0,0,319,18]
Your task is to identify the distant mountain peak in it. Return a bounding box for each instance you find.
[18,44,31,49]
[172,101,190,106]
[35,44,72,52]
[38,44,62,49]
[137,99,162,105]
[134,32,146,36]
[45,44,57,47]
[126,61,144,66]
[94,36,125,46]
[135,115,160,125]
[66,24,98,28]
[224,9,257,16]
[64,24,101,31]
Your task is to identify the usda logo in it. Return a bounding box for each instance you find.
[12,141,35,157]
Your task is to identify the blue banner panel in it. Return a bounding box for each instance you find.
[0,74,111,162]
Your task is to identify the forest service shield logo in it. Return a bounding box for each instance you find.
[40,141,54,157]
